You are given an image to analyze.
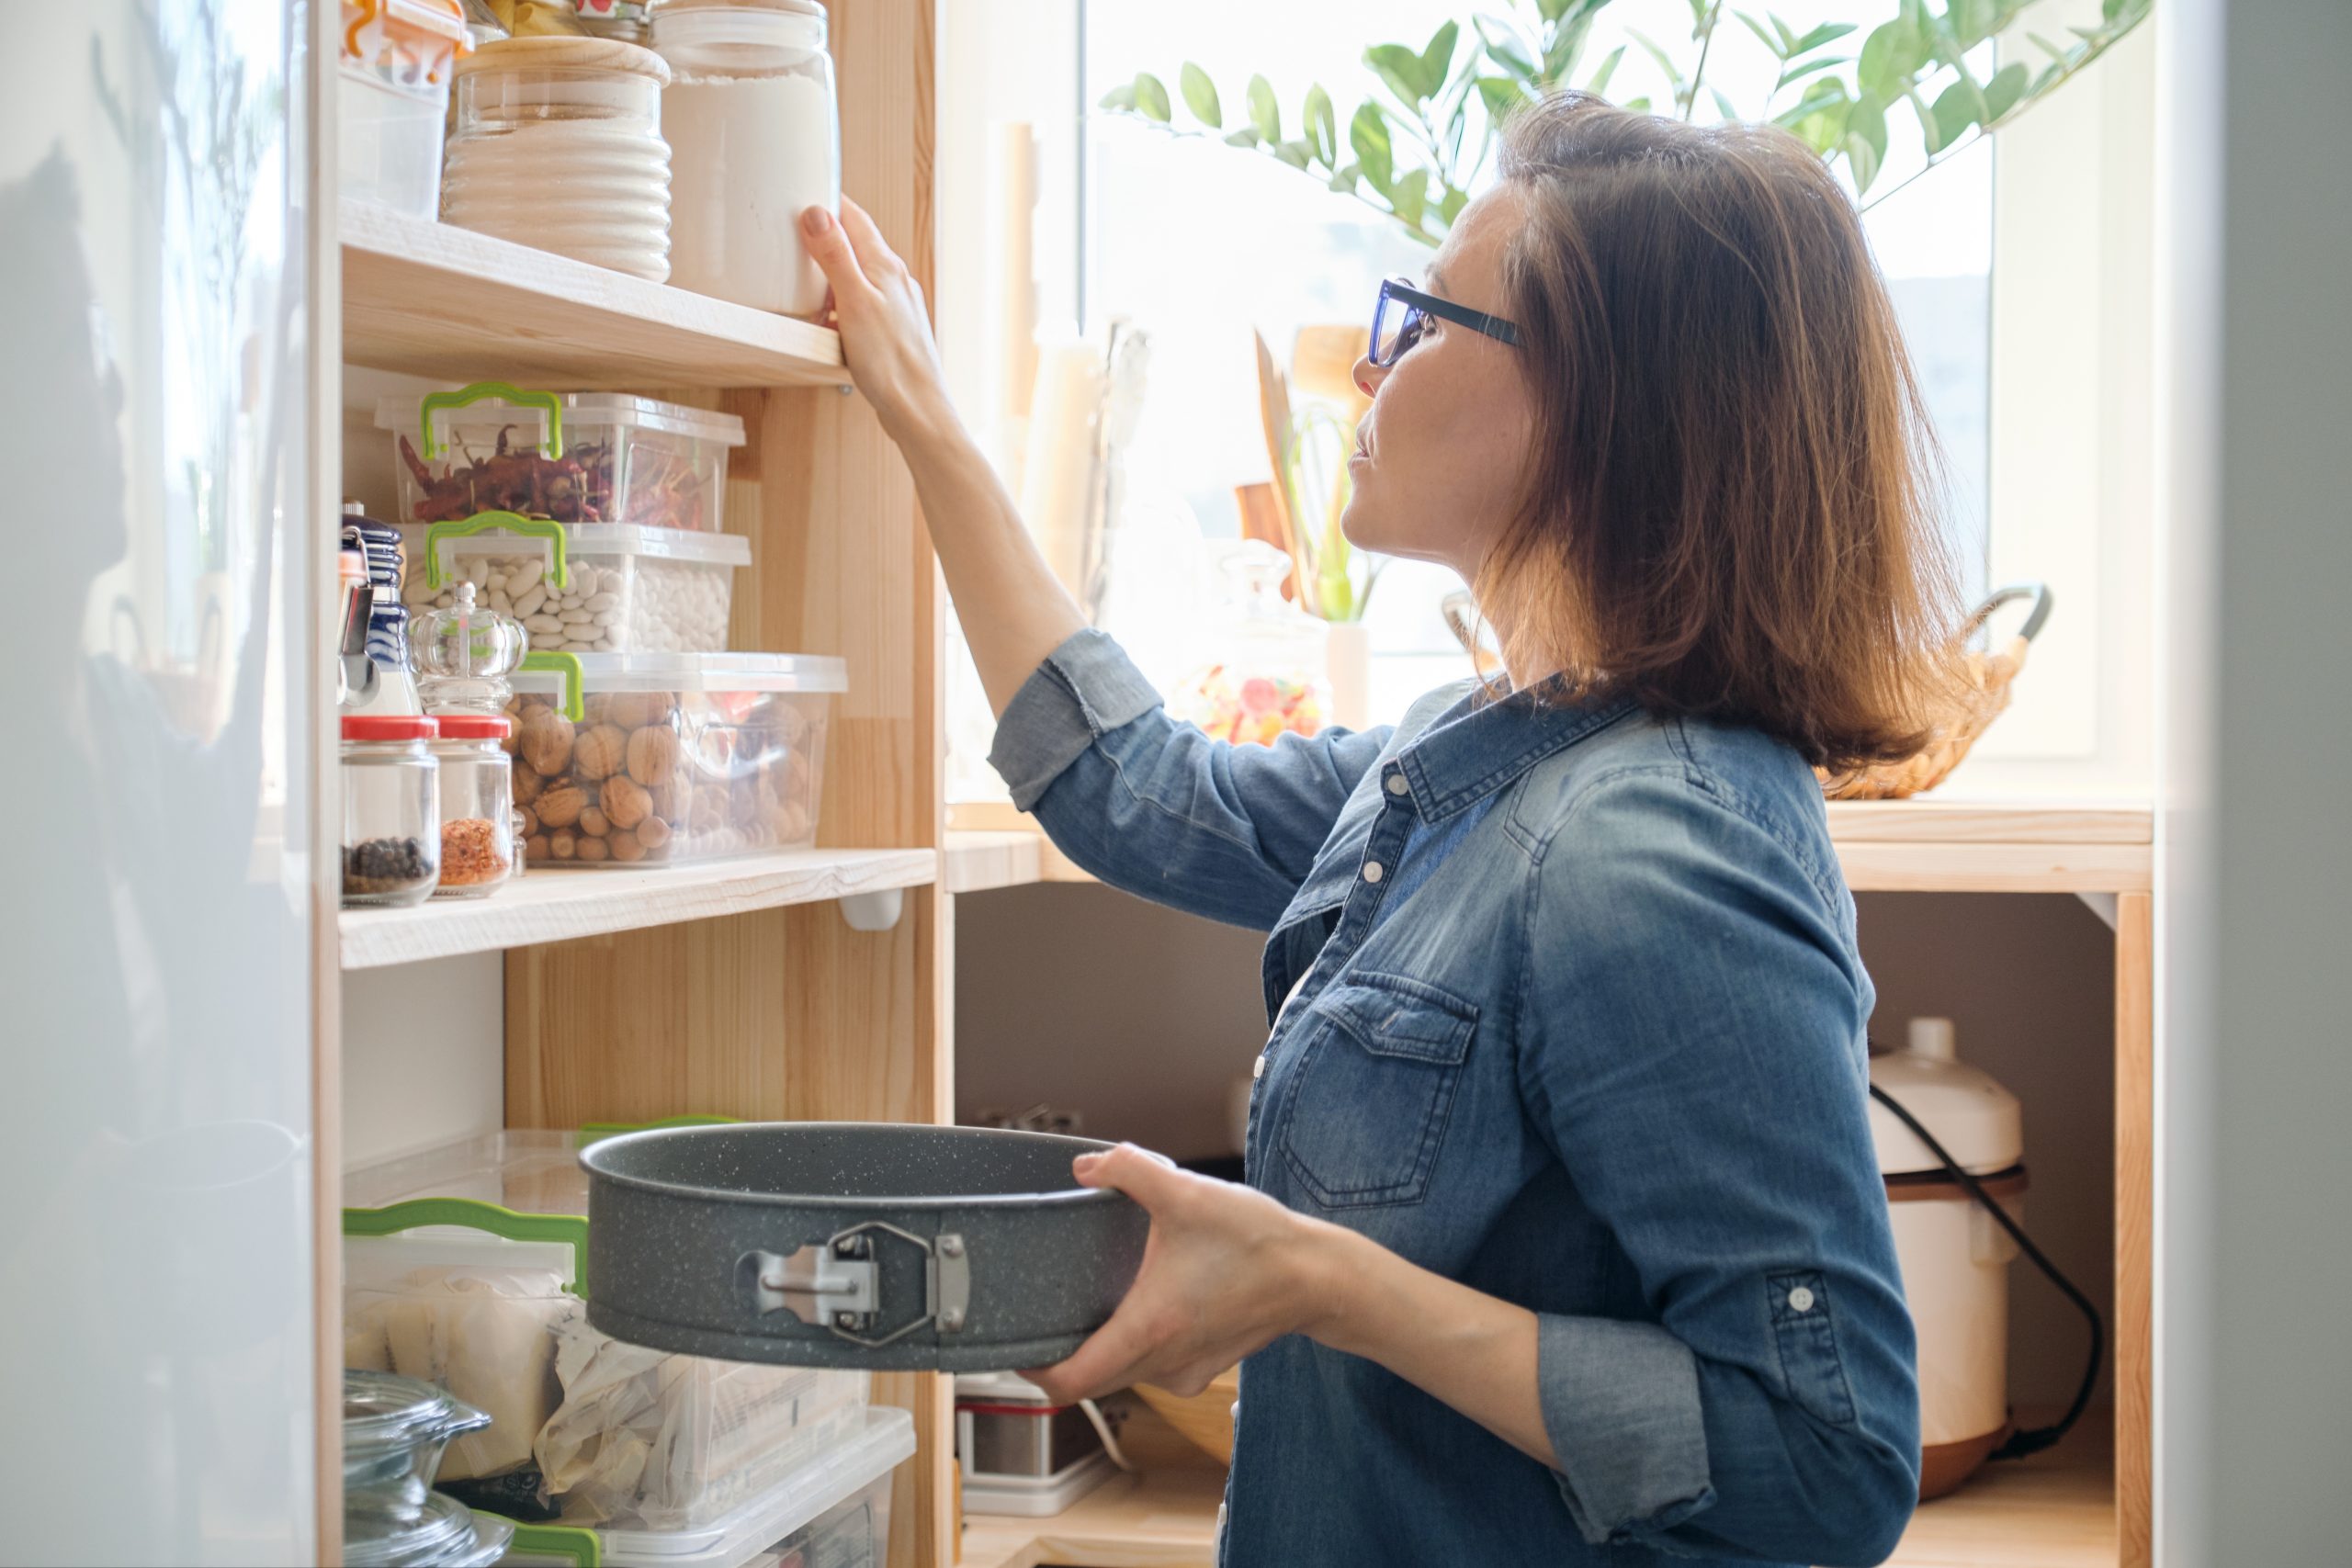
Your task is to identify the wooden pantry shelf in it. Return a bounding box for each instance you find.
[956,1419,2116,1568]
[339,200,851,390]
[946,797,2154,897]
[338,847,935,969]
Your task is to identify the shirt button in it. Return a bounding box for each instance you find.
[1362,861,1385,884]
[1385,773,1408,795]
[1787,1286,1816,1314]
[1252,1054,1267,1080]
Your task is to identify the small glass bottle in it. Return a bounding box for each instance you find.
[429,715,517,897]
[409,580,528,718]
[342,716,442,907]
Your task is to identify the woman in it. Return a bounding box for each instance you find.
[805,93,1941,1567]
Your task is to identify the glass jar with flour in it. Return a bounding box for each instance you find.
[652,0,840,318]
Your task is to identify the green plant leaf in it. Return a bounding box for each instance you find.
[1792,19,1858,53]
[1476,75,1527,123]
[1953,0,1996,49]
[1351,101,1396,190]
[1474,15,1542,84]
[1365,43,1430,107]
[1440,184,1470,223]
[1775,54,1850,93]
[1857,17,1926,96]
[1246,73,1282,141]
[1982,60,2030,122]
[1906,86,1945,153]
[1736,10,1787,56]
[1271,138,1313,170]
[1390,167,1430,229]
[1585,43,1627,94]
[1329,160,1362,193]
[1098,83,1136,112]
[1625,28,1689,91]
[1421,20,1461,91]
[1623,94,1654,112]
[1709,85,1740,121]
[1306,84,1338,164]
[1133,72,1171,123]
[1179,62,1221,128]
[1844,92,1888,191]
[1535,0,1576,21]
[1225,128,1261,148]
[1930,78,1979,145]
[1776,77,1851,152]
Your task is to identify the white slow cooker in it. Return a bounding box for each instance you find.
[1868,1017,2026,1499]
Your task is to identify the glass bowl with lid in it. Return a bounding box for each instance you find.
[343,1369,492,1507]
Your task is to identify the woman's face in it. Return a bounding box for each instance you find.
[1340,186,1536,579]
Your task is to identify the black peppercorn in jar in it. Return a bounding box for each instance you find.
[342,716,442,907]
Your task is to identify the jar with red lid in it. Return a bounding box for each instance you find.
[343,715,442,907]
[429,714,517,897]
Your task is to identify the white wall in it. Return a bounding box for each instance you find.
[2156,0,2352,1561]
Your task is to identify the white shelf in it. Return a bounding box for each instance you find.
[339,200,850,389]
[339,847,936,969]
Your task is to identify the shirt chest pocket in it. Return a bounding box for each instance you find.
[1271,973,1478,1210]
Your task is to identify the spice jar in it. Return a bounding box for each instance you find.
[343,716,442,907]
[429,715,517,897]
[652,0,839,316]
[442,36,673,280]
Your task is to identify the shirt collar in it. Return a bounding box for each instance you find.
[1394,682,1640,821]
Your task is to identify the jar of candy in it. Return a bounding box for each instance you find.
[1169,541,1330,746]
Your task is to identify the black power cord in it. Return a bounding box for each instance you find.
[1868,1078,2106,1461]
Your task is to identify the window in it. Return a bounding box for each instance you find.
[1079,0,1992,725]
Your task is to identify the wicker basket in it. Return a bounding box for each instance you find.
[1818,582,2052,800]
[1442,582,2053,802]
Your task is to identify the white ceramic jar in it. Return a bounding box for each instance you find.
[442,36,674,280]
[652,0,840,316]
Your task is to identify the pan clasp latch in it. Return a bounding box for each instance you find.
[743,1222,973,1348]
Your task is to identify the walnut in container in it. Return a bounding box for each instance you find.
[503,653,843,869]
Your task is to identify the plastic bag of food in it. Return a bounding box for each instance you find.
[537,1311,868,1529]
[345,1263,580,1481]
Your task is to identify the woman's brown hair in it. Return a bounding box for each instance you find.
[1479,92,1960,771]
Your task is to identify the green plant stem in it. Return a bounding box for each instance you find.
[1682,0,1728,121]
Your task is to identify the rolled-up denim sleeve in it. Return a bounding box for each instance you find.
[1522,768,1921,1566]
[987,629,1393,931]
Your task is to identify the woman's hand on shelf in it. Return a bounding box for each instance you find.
[1020,1143,1346,1404]
[801,200,957,448]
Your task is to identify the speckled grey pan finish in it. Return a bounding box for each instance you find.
[580,1122,1149,1371]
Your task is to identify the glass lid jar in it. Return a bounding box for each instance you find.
[341,1369,492,1504]
[409,580,528,716]
[1169,541,1331,745]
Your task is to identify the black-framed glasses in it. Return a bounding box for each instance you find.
[1369,277,1521,367]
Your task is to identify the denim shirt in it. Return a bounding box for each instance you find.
[989,631,1920,1568]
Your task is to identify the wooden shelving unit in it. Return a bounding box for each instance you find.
[339,848,937,969]
[320,6,949,1564]
[949,797,2154,895]
[340,201,850,390]
[956,1417,2116,1568]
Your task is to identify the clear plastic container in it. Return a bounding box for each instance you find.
[400,516,750,656]
[442,35,674,280]
[654,0,840,316]
[430,715,517,896]
[344,1130,872,1532]
[343,715,442,906]
[340,0,467,217]
[505,652,843,867]
[345,1488,514,1567]
[498,1405,913,1567]
[379,383,748,536]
